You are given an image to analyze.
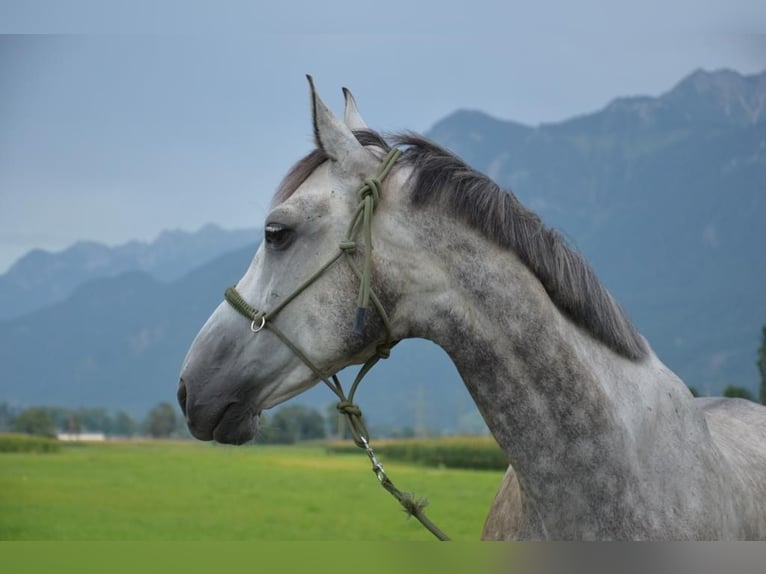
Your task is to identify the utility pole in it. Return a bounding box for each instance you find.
[415,384,426,438]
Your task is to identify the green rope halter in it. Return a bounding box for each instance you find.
[223,148,450,541]
[349,147,399,332]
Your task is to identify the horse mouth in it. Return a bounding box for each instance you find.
[216,403,262,445]
[188,402,261,445]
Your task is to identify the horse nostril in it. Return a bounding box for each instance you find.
[177,379,188,417]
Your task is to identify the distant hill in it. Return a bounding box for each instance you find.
[0,244,255,415]
[427,68,766,397]
[0,242,472,432]
[0,224,259,320]
[0,68,764,433]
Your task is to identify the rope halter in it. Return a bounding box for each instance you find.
[224,147,400,368]
[221,148,449,540]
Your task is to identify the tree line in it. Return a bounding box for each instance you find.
[0,403,187,439]
[0,401,361,444]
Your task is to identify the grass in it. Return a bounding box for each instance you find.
[0,440,504,540]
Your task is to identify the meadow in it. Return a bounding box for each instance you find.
[0,440,504,541]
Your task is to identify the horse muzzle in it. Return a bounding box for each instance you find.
[177,376,261,445]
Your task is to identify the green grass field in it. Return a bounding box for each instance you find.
[0,440,504,540]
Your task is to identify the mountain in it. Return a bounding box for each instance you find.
[427,68,766,396]
[0,242,472,432]
[0,68,763,432]
[0,224,259,320]
[0,245,255,415]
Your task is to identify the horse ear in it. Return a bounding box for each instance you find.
[342,87,368,130]
[307,75,364,164]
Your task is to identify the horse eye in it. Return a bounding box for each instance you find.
[264,223,294,250]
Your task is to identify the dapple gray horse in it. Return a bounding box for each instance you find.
[178,79,766,540]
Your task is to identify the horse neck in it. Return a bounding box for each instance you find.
[398,217,634,449]
[391,210,711,537]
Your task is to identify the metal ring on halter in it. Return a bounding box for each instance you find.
[250,316,266,333]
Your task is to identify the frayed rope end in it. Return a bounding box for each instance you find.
[398,492,429,518]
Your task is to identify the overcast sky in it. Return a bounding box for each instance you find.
[1,1,764,272]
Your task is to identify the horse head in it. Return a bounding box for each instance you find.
[178,79,416,444]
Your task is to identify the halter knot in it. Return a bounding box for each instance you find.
[375,344,392,359]
[339,240,356,253]
[336,400,362,418]
[359,177,382,207]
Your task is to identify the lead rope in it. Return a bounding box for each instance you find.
[224,148,450,541]
[330,368,451,541]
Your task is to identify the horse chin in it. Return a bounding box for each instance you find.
[211,403,262,445]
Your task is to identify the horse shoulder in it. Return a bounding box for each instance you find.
[696,397,766,538]
[697,397,766,465]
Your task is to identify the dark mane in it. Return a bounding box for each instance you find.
[394,133,647,361]
[271,129,647,361]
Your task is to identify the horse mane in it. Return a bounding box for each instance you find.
[272,129,648,361]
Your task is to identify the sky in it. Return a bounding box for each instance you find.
[1,1,765,272]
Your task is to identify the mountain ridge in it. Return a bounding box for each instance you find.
[425,68,766,399]
[1,68,763,430]
[0,223,259,320]
[431,69,766,136]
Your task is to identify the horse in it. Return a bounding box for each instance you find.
[178,78,766,540]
